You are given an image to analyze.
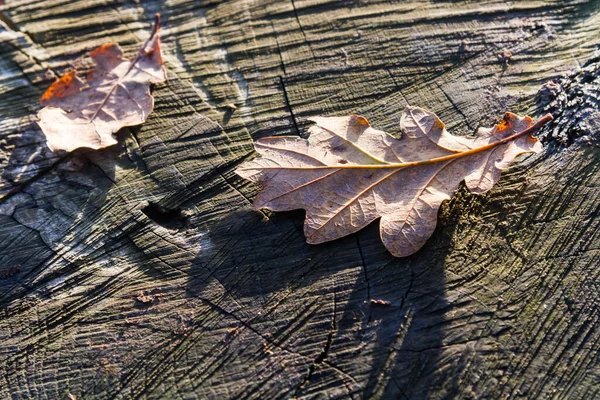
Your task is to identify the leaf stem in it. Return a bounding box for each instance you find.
[243,113,554,171]
[88,14,162,125]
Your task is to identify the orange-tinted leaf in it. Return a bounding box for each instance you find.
[236,107,553,257]
[37,14,166,152]
[40,71,85,104]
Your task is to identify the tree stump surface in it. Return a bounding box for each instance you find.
[1,1,599,399]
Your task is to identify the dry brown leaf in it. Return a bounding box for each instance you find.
[236,106,553,257]
[37,14,166,152]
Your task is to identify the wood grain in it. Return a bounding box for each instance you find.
[0,0,599,398]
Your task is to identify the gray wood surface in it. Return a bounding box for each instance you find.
[1,0,599,399]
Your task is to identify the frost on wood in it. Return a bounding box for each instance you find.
[236,107,552,257]
[37,14,166,152]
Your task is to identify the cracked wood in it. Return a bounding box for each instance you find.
[0,1,600,399]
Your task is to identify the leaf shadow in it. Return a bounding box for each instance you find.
[336,212,459,399]
[185,207,348,301]
[180,189,460,398]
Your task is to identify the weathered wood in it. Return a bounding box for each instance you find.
[1,1,599,399]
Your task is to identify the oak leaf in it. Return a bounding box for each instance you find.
[236,107,552,257]
[37,14,166,152]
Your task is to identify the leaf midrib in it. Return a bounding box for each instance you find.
[241,114,552,172]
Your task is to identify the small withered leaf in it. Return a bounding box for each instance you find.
[236,107,552,257]
[37,14,166,153]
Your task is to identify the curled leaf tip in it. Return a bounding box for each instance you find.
[351,115,370,126]
[151,13,161,38]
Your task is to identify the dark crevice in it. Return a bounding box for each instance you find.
[316,291,336,364]
[272,25,287,76]
[280,76,301,137]
[292,291,337,397]
[290,0,308,44]
[141,202,187,229]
